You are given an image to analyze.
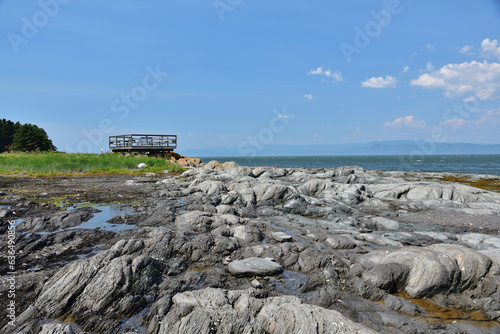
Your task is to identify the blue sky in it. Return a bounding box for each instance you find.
[1,0,500,154]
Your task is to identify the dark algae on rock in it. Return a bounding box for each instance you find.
[1,163,500,333]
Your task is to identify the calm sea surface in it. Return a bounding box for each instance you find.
[196,155,500,175]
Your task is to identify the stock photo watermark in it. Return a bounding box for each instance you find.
[7,0,71,54]
[66,65,169,153]
[238,107,295,157]
[5,220,17,327]
[398,79,496,169]
[213,0,243,21]
[339,0,411,64]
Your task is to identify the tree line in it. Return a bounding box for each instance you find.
[0,119,56,153]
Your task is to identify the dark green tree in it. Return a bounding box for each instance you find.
[12,123,57,152]
[0,119,21,152]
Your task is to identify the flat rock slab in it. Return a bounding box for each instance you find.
[227,257,283,277]
[271,231,293,242]
[371,217,400,231]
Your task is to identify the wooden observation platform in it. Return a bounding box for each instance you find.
[109,134,177,153]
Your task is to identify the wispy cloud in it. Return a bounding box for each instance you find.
[437,107,500,128]
[459,45,473,55]
[304,94,313,100]
[307,67,343,82]
[426,43,434,51]
[438,119,468,128]
[361,75,398,88]
[384,115,426,129]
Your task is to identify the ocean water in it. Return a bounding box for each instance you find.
[196,155,500,175]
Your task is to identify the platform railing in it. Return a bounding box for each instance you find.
[109,134,177,152]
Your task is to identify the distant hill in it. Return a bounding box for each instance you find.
[179,140,500,157]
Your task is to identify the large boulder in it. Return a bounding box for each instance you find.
[158,288,376,334]
[196,180,227,195]
[362,244,492,298]
[253,183,292,205]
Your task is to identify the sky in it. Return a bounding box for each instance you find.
[1,0,500,155]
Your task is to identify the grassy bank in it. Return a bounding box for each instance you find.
[0,152,186,176]
[437,175,500,193]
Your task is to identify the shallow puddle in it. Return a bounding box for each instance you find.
[394,292,500,330]
[118,307,150,334]
[76,244,106,259]
[270,222,287,230]
[274,269,309,295]
[66,204,138,232]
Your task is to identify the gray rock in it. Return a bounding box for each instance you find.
[159,288,376,333]
[383,295,423,316]
[363,263,409,293]
[196,180,227,195]
[231,225,264,243]
[38,322,86,334]
[0,209,12,218]
[253,183,293,205]
[227,257,283,277]
[251,167,268,178]
[175,211,214,233]
[363,244,492,297]
[371,217,400,231]
[227,182,256,206]
[137,163,147,169]
[271,231,293,242]
[325,235,357,249]
[459,233,500,251]
[216,204,234,215]
[367,181,500,214]
[356,233,402,247]
[181,169,196,177]
[251,279,262,288]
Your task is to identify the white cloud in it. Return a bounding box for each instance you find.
[463,96,475,102]
[384,116,426,129]
[486,108,500,116]
[427,43,434,51]
[437,119,468,128]
[307,67,343,82]
[480,38,500,60]
[361,75,398,88]
[304,94,313,100]
[459,45,473,55]
[410,60,500,100]
[402,66,409,73]
[437,108,500,128]
[426,62,434,71]
[277,114,288,119]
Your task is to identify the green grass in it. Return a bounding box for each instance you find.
[436,175,500,193]
[0,152,186,176]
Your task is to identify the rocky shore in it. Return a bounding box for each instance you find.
[1,162,500,333]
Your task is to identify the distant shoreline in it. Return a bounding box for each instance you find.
[190,154,500,176]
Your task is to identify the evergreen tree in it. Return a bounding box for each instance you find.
[12,123,56,152]
[0,119,21,152]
